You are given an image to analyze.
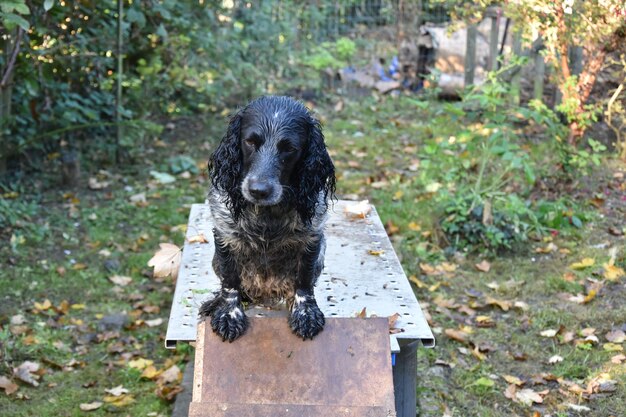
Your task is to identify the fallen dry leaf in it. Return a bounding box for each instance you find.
[603,343,624,352]
[610,354,625,364]
[535,242,558,253]
[569,258,594,270]
[548,355,563,364]
[444,328,470,344]
[566,403,591,412]
[79,401,103,411]
[158,365,182,385]
[368,249,385,256]
[407,222,421,232]
[10,314,26,325]
[475,260,491,272]
[583,289,598,304]
[344,200,371,219]
[147,243,182,281]
[33,299,52,311]
[105,385,129,397]
[513,301,529,311]
[129,193,147,204]
[128,358,154,370]
[356,307,367,319]
[603,263,625,281]
[187,234,209,244]
[155,384,183,401]
[485,296,511,311]
[503,375,524,386]
[140,365,161,380]
[384,220,400,235]
[408,275,427,288]
[504,384,517,400]
[0,376,19,395]
[605,330,625,343]
[109,275,132,286]
[567,293,586,304]
[475,315,495,327]
[145,318,163,327]
[388,313,401,331]
[103,394,134,407]
[88,177,110,190]
[13,361,40,386]
[515,388,544,405]
[540,329,558,338]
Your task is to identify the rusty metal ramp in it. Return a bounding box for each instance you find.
[189,317,396,417]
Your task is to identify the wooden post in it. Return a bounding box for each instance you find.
[489,10,500,71]
[115,0,124,163]
[0,28,22,174]
[533,39,545,102]
[510,31,522,105]
[465,24,477,87]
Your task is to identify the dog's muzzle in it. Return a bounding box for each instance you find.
[242,176,283,206]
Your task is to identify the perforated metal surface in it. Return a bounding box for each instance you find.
[165,201,435,349]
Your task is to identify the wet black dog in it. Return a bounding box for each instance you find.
[199,96,335,341]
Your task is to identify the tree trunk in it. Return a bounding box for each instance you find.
[567,21,626,145]
[0,28,23,175]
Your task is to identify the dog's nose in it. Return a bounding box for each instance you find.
[248,178,273,200]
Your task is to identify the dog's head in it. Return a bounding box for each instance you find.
[210,96,335,224]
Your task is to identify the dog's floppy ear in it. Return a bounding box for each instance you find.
[294,117,336,224]
[209,110,246,219]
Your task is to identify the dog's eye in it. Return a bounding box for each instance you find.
[244,135,260,148]
[278,141,298,154]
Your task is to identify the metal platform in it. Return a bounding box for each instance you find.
[165,200,435,350]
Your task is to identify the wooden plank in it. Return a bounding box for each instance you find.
[190,317,396,417]
[189,404,394,417]
[510,30,522,105]
[489,14,500,71]
[533,51,545,101]
[464,25,477,87]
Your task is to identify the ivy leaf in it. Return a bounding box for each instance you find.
[1,1,30,15]
[43,0,54,12]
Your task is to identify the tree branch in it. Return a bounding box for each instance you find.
[0,28,24,88]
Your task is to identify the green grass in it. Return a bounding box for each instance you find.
[1,96,625,416]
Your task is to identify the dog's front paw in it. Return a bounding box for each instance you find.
[199,291,248,342]
[289,291,325,340]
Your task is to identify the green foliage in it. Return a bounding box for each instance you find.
[0,0,30,30]
[0,196,37,232]
[0,192,47,249]
[167,155,199,175]
[440,198,521,253]
[426,68,596,253]
[303,37,356,71]
[505,0,626,144]
[0,1,337,178]
[562,138,607,173]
